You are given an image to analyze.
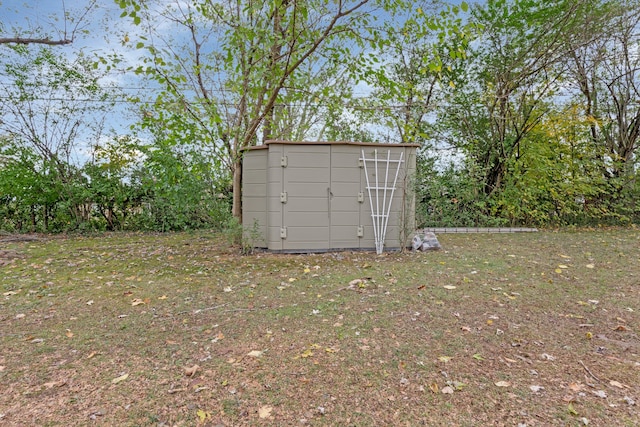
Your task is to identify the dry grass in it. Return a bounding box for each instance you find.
[1,229,639,426]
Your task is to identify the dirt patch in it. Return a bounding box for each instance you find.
[0,250,23,266]
[0,233,41,243]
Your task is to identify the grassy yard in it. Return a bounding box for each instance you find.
[1,229,639,426]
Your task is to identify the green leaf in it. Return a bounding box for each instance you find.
[461,1,469,13]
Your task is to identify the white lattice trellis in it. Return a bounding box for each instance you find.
[361,149,404,254]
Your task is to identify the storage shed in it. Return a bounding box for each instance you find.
[242,140,419,253]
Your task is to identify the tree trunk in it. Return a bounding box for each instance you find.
[232,158,243,221]
[43,205,49,231]
[30,205,36,232]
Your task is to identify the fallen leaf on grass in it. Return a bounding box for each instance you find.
[349,279,364,288]
[43,380,67,389]
[592,390,607,398]
[197,409,211,422]
[111,373,129,384]
[443,285,457,290]
[211,332,224,343]
[258,405,273,419]
[131,299,145,306]
[568,403,579,415]
[613,325,627,331]
[184,365,199,377]
[569,382,585,392]
[429,383,439,393]
[3,290,20,296]
[86,352,96,359]
[586,264,595,269]
[441,386,454,394]
[540,353,556,361]
[65,330,74,338]
[247,350,264,358]
[495,381,511,387]
[451,381,466,390]
[0,366,5,372]
[438,356,452,363]
[88,409,106,420]
[609,380,628,389]
[86,300,94,305]
[530,385,544,393]
[299,349,314,358]
[158,295,167,300]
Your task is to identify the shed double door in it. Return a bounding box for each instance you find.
[279,145,361,251]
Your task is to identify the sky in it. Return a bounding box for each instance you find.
[0,0,155,163]
[0,0,156,92]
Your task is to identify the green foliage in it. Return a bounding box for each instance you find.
[415,154,506,228]
[0,131,233,233]
[129,141,232,232]
[221,217,263,254]
[355,2,479,144]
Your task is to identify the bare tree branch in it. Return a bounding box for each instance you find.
[0,37,73,46]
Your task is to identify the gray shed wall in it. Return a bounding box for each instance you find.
[242,141,417,252]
